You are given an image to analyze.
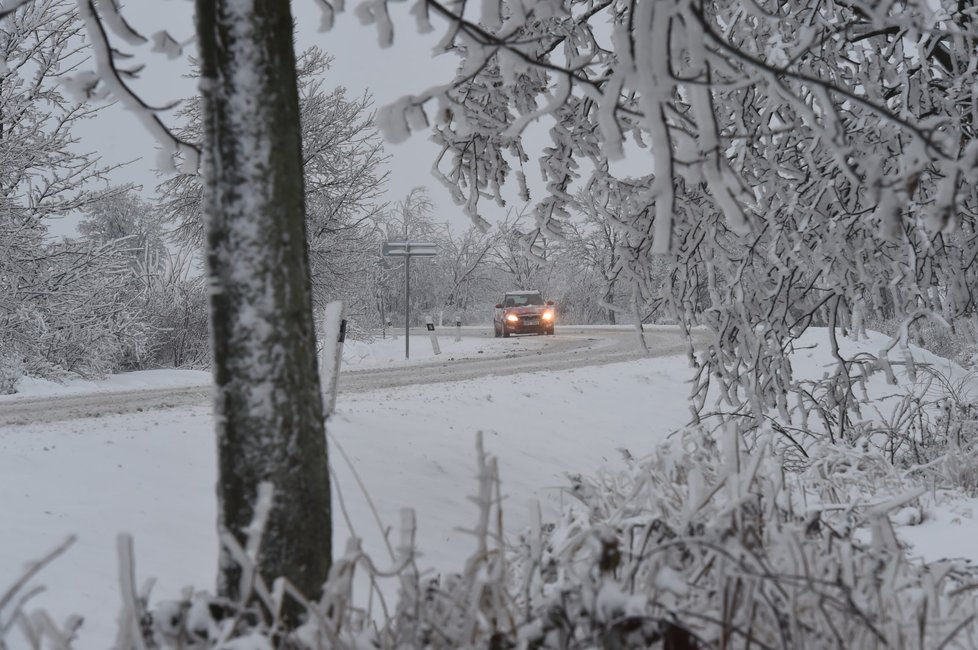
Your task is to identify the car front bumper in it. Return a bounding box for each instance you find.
[504,318,552,333]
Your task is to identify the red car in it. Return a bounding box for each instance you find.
[493,290,555,337]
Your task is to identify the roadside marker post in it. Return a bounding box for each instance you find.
[381,241,437,360]
[426,317,441,355]
[321,300,346,418]
[455,316,462,342]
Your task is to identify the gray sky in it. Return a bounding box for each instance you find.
[71,1,501,234]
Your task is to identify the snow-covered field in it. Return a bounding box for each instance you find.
[1,328,977,648]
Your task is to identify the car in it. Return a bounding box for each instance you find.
[493,290,556,337]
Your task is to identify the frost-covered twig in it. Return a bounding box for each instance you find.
[72,0,199,173]
[0,535,76,641]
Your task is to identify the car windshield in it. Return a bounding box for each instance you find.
[504,293,544,307]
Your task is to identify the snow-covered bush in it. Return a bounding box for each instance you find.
[866,316,978,371]
[0,352,23,394]
[817,359,978,498]
[130,252,211,370]
[73,188,212,371]
[894,367,978,497]
[143,276,210,369]
[0,232,154,383]
[0,2,156,386]
[10,431,978,650]
[479,429,978,649]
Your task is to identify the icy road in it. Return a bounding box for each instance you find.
[0,326,701,426]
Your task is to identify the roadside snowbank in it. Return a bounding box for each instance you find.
[1,369,212,400]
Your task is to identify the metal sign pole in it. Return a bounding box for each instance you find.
[381,240,436,361]
[405,251,411,360]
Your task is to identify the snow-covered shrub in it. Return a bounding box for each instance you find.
[473,428,974,649]
[865,316,978,371]
[74,189,212,371]
[806,361,978,497]
[12,432,960,650]
[0,234,153,380]
[893,367,978,496]
[142,276,210,369]
[0,351,24,394]
[133,258,211,370]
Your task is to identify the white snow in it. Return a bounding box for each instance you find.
[0,369,211,400]
[339,326,551,368]
[1,328,977,648]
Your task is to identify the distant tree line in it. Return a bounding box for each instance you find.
[0,0,658,394]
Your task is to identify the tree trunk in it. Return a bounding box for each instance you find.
[195,0,331,625]
[605,284,616,325]
[631,283,649,355]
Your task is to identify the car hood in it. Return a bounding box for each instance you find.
[505,305,547,315]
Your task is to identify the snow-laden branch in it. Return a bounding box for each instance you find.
[71,0,199,173]
[0,0,34,20]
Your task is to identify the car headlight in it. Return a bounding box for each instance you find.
[505,313,519,323]
[542,311,554,321]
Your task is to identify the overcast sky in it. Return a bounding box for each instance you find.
[70,0,504,234]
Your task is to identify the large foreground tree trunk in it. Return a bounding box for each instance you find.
[195,0,331,623]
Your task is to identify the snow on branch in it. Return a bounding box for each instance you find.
[70,0,199,173]
[0,0,35,20]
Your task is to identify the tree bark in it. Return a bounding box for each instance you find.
[195,0,331,624]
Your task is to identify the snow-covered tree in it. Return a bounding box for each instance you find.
[0,0,108,219]
[192,1,332,622]
[434,221,498,320]
[362,0,978,423]
[0,208,150,384]
[78,187,169,268]
[489,206,552,291]
[55,0,404,615]
[158,47,389,322]
[74,187,211,371]
[373,188,443,324]
[0,0,149,387]
[157,45,391,343]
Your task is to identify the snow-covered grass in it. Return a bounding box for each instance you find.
[1,327,977,647]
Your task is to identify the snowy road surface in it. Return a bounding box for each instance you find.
[0,326,701,426]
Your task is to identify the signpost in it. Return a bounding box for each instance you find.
[382,241,437,359]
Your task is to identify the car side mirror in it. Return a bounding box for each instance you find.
[495,304,503,309]
[546,300,555,306]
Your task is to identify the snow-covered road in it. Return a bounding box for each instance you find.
[0,326,702,426]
